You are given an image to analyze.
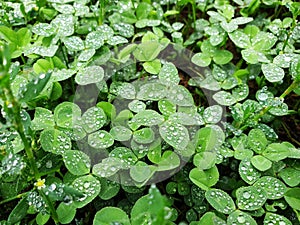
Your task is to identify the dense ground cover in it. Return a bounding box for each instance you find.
[0,0,300,224]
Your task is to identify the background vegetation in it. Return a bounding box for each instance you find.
[0,0,300,224]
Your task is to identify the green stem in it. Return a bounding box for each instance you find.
[98,0,105,25]
[39,190,59,224]
[282,16,297,52]
[3,87,40,179]
[191,0,197,27]
[0,192,27,205]
[240,79,300,131]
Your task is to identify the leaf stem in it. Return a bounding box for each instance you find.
[39,190,59,224]
[2,87,40,179]
[0,192,27,205]
[240,79,300,131]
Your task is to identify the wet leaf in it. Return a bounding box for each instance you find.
[32,23,56,37]
[213,91,236,106]
[263,213,292,225]
[93,207,131,225]
[81,106,107,133]
[63,150,91,176]
[262,63,285,83]
[158,62,179,85]
[159,120,189,150]
[205,188,236,214]
[88,130,114,149]
[31,107,55,130]
[136,82,167,101]
[75,66,104,85]
[110,126,132,141]
[227,210,257,225]
[54,102,81,128]
[40,129,72,155]
[189,166,219,191]
[19,72,51,103]
[63,36,84,51]
[191,52,211,67]
[250,155,272,171]
[239,158,261,184]
[254,176,286,200]
[236,186,267,210]
[72,175,101,208]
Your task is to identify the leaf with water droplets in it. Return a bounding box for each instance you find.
[118,83,136,99]
[191,52,211,67]
[130,109,164,129]
[273,53,297,68]
[227,210,257,225]
[128,100,146,113]
[25,45,59,57]
[254,176,286,200]
[78,48,95,62]
[88,130,114,149]
[92,157,124,177]
[32,23,56,37]
[252,31,277,51]
[136,82,167,101]
[156,150,180,171]
[262,63,285,83]
[232,84,249,101]
[167,85,194,106]
[54,102,81,128]
[63,150,91,176]
[63,36,84,51]
[158,99,176,116]
[113,23,135,38]
[262,143,290,162]
[51,14,75,37]
[269,100,288,116]
[263,212,292,225]
[205,188,236,214]
[75,66,104,85]
[133,127,155,144]
[250,155,272,171]
[93,207,131,225]
[159,121,189,150]
[247,129,268,154]
[109,147,138,167]
[189,166,219,191]
[18,72,51,103]
[96,24,114,40]
[213,91,236,106]
[98,178,120,200]
[72,175,101,208]
[81,106,107,133]
[158,62,179,85]
[85,31,105,49]
[31,107,55,130]
[52,3,75,14]
[107,36,128,45]
[40,129,72,155]
[203,105,223,124]
[279,167,300,187]
[130,161,156,184]
[52,68,77,82]
[239,158,261,184]
[229,30,251,49]
[110,126,132,141]
[236,186,267,210]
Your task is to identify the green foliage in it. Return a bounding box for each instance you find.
[0,0,300,224]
